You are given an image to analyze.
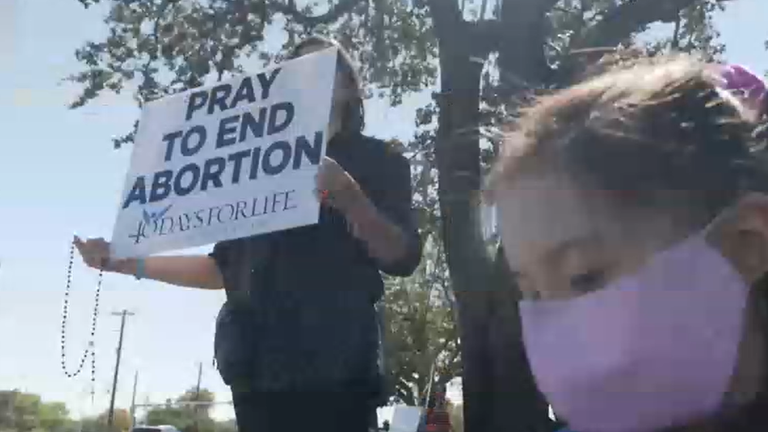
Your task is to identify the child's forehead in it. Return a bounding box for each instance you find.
[495,173,635,268]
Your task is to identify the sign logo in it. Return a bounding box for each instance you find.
[143,204,173,226]
[129,204,172,245]
[124,190,299,246]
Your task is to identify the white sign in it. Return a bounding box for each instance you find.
[110,48,338,259]
[390,406,423,432]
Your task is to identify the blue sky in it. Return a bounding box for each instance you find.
[1,0,766,422]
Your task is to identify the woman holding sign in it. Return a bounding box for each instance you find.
[75,36,421,432]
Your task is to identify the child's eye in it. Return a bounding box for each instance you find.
[520,290,541,301]
[569,270,606,294]
[510,271,540,300]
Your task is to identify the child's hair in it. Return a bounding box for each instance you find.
[571,46,648,82]
[287,35,366,133]
[488,54,768,219]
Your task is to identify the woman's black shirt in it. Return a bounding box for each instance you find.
[210,131,422,391]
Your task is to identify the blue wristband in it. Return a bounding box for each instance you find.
[134,258,145,280]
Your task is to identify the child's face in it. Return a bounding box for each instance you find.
[496,170,685,301]
[496,167,768,413]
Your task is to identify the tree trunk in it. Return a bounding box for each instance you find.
[487,246,562,432]
[430,7,491,432]
[427,1,713,430]
[484,1,560,430]
[428,2,557,431]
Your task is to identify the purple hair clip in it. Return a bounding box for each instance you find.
[717,64,768,119]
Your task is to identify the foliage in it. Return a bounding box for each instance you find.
[65,0,728,130]
[74,408,132,432]
[642,0,727,58]
[177,389,215,416]
[212,419,237,432]
[0,391,74,432]
[143,388,216,432]
[67,0,438,148]
[382,236,460,406]
[96,408,132,432]
[77,417,101,432]
[39,403,73,432]
[0,389,234,432]
[381,131,459,407]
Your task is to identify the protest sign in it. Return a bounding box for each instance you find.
[110,48,338,259]
[390,406,423,432]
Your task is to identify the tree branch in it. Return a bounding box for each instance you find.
[577,0,709,50]
[671,12,682,49]
[479,0,489,19]
[469,0,560,57]
[471,19,502,56]
[426,0,464,47]
[271,0,365,27]
[494,0,556,91]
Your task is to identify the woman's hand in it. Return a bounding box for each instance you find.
[73,236,123,272]
[315,156,366,215]
[314,155,415,270]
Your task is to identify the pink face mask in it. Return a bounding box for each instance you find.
[520,229,749,432]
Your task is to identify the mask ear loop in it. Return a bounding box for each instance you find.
[700,205,736,240]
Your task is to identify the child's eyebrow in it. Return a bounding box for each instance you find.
[542,234,601,264]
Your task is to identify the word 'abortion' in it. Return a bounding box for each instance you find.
[123,68,324,210]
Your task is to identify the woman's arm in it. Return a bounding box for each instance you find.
[109,255,224,290]
[347,195,411,266]
[74,236,225,290]
[345,152,422,276]
[314,146,423,276]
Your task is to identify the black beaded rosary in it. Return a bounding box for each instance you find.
[60,241,102,399]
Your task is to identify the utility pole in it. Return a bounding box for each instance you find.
[195,362,202,398]
[193,362,203,432]
[423,359,436,411]
[107,309,134,432]
[129,371,139,429]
